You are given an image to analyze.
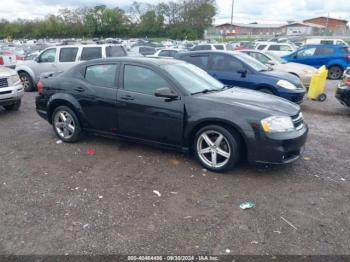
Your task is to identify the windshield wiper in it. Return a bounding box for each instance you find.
[192,89,222,95]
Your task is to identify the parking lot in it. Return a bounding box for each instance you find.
[0,80,349,255]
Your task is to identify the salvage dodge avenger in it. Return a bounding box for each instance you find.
[36,58,308,172]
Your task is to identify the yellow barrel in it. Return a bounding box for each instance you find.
[307,66,328,101]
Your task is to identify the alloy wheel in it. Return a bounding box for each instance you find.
[54,110,76,140]
[196,130,231,168]
[329,67,342,80]
[20,75,31,90]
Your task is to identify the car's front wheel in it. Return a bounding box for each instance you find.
[19,72,34,92]
[194,125,240,172]
[52,106,82,143]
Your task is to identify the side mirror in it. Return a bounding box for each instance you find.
[267,61,275,66]
[237,69,247,77]
[155,87,178,99]
[35,56,40,63]
[293,53,298,59]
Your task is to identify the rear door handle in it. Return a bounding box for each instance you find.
[74,87,84,92]
[120,95,135,101]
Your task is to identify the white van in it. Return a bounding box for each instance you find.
[305,38,349,46]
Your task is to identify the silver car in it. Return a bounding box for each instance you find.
[16,44,127,91]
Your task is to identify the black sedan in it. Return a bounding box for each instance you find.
[335,68,350,107]
[36,57,308,172]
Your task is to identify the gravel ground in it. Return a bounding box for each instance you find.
[0,81,349,255]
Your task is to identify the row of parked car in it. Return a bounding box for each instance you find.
[1,40,350,172]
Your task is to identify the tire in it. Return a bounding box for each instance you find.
[19,71,35,92]
[3,100,21,111]
[318,93,327,102]
[328,66,343,80]
[52,106,82,143]
[194,125,241,172]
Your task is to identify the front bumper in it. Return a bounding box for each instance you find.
[0,84,24,106]
[280,90,306,104]
[248,125,308,164]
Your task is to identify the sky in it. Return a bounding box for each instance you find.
[0,0,349,25]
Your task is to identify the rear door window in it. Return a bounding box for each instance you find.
[59,47,78,62]
[85,64,118,88]
[81,47,102,61]
[315,47,335,55]
[210,54,245,71]
[105,46,126,57]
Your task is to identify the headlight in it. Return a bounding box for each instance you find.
[277,80,297,90]
[9,74,21,86]
[261,116,294,133]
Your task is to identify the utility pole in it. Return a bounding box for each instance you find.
[231,0,235,26]
[230,0,235,36]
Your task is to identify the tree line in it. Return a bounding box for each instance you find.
[0,0,216,40]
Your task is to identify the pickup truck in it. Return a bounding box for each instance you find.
[0,66,23,111]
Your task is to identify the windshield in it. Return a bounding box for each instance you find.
[163,63,224,94]
[234,52,269,71]
[266,51,287,64]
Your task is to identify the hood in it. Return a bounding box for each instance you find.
[261,69,301,85]
[0,65,17,77]
[285,62,317,73]
[197,87,300,116]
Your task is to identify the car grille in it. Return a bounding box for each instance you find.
[292,112,304,131]
[0,78,9,88]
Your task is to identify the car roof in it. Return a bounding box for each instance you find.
[179,50,240,56]
[301,44,345,48]
[81,57,184,67]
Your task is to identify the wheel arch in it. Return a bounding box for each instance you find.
[47,94,86,126]
[256,84,276,94]
[16,66,36,82]
[187,119,248,159]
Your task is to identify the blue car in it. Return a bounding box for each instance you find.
[282,44,350,80]
[176,51,306,104]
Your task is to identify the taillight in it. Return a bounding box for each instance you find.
[346,78,350,85]
[37,80,44,94]
[344,55,350,61]
[0,57,3,65]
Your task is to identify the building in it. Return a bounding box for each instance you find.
[303,16,348,34]
[215,23,285,37]
[283,22,326,36]
[211,16,348,38]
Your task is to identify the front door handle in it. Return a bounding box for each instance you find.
[120,95,135,101]
[74,87,84,92]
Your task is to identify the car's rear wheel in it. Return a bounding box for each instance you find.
[328,66,343,80]
[194,125,240,172]
[52,106,82,143]
[19,72,34,92]
[3,100,21,111]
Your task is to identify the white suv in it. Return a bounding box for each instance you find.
[0,66,23,111]
[16,44,127,91]
[256,43,296,57]
[191,43,230,51]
